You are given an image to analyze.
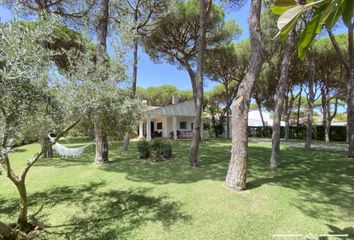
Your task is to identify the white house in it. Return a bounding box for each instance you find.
[138,97,284,140]
[138,98,209,141]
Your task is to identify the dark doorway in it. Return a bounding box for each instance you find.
[151,121,154,133]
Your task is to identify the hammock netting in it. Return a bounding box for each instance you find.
[48,136,90,157]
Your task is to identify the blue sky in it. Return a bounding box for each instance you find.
[0,3,347,92]
[0,3,249,91]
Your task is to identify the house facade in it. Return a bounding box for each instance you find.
[138,100,209,141]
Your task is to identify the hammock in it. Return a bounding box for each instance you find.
[48,135,91,157]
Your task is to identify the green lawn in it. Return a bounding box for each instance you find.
[1,138,353,240]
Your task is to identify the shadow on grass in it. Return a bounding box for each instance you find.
[318,225,354,240]
[31,139,354,224]
[247,146,354,223]
[1,182,191,240]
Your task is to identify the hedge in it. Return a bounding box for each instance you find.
[248,126,347,142]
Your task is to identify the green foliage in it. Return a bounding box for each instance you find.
[161,141,172,158]
[143,0,239,68]
[137,139,172,160]
[137,139,151,158]
[150,139,163,160]
[272,0,354,59]
[137,85,193,106]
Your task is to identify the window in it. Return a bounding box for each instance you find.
[157,122,163,130]
[191,122,193,130]
[203,123,210,130]
[180,121,187,129]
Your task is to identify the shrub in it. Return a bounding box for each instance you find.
[138,139,173,161]
[150,139,163,161]
[162,141,172,158]
[137,139,150,158]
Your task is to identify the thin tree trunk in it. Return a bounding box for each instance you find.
[321,85,331,144]
[305,51,315,150]
[189,0,211,167]
[123,19,139,151]
[16,181,29,231]
[347,22,354,157]
[225,0,263,190]
[270,33,294,169]
[256,96,265,128]
[296,84,302,126]
[226,109,230,138]
[225,86,230,138]
[94,0,110,164]
[41,136,53,158]
[284,96,290,142]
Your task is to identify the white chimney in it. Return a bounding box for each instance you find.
[172,94,179,105]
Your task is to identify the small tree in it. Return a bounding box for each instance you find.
[0,17,82,233]
[0,17,143,237]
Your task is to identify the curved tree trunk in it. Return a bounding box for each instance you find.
[305,51,315,150]
[270,33,294,169]
[225,0,263,191]
[94,0,110,164]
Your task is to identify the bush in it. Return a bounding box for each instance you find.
[150,139,163,161]
[162,141,172,158]
[137,139,150,158]
[138,139,173,161]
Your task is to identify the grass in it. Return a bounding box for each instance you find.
[1,138,354,240]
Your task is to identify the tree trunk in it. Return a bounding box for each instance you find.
[284,96,290,143]
[226,109,230,138]
[270,33,294,169]
[225,0,263,191]
[305,51,315,150]
[16,180,29,231]
[123,27,139,151]
[296,84,302,126]
[189,0,210,167]
[225,86,230,138]
[94,0,110,164]
[348,71,354,156]
[94,120,109,164]
[41,136,53,158]
[321,85,331,144]
[256,97,265,129]
[347,22,354,157]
